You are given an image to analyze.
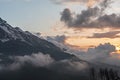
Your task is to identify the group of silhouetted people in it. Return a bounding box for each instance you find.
[90,68,120,80]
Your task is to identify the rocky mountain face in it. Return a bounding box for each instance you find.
[0,18,74,61]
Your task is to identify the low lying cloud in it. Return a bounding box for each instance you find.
[8,53,54,70]
[0,51,88,73]
[88,31,120,38]
[50,59,89,74]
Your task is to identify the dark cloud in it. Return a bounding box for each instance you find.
[100,0,112,12]
[61,7,101,28]
[88,31,120,38]
[54,35,66,43]
[60,0,120,29]
[61,8,73,24]
[96,14,120,28]
[46,35,66,43]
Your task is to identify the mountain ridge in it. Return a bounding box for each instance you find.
[0,17,74,61]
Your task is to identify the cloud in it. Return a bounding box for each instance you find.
[104,53,120,66]
[0,52,89,75]
[77,43,116,61]
[88,31,120,38]
[0,51,89,76]
[53,35,66,43]
[0,60,90,80]
[61,9,120,29]
[61,7,100,28]
[61,8,73,24]
[45,36,120,67]
[60,0,120,29]
[46,35,66,43]
[69,42,120,66]
[8,53,54,70]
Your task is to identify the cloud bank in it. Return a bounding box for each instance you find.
[0,51,88,73]
[88,31,120,38]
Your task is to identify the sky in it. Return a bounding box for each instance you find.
[1,0,120,50]
[0,0,63,33]
[0,0,99,34]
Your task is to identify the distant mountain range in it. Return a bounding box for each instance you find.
[0,18,74,63]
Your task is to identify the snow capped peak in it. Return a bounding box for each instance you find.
[0,18,31,42]
[0,17,75,62]
[0,17,49,44]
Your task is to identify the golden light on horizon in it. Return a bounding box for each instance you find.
[65,36,106,48]
[116,46,120,54]
[116,46,120,51]
[65,36,120,50]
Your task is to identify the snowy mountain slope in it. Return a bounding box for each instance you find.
[0,18,74,61]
